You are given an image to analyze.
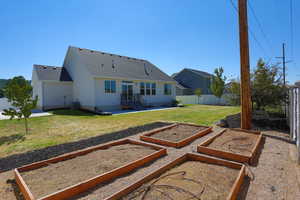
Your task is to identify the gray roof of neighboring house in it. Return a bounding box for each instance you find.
[175,82,187,89]
[33,65,72,82]
[183,68,213,78]
[70,46,175,82]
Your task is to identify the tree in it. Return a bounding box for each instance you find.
[251,58,286,111]
[3,76,38,134]
[194,88,202,104]
[0,89,4,98]
[226,79,241,106]
[211,67,226,100]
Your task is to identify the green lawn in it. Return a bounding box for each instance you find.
[0,105,240,158]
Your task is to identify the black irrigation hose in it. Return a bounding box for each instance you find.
[134,171,205,200]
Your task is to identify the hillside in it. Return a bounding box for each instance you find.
[0,79,8,88]
[0,79,8,98]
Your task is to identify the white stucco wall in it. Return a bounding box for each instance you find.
[63,47,95,110]
[31,69,43,108]
[94,78,175,111]
[42,81,73,109]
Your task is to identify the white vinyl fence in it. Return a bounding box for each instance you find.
[289,86,300,163]
[176,95,229,105]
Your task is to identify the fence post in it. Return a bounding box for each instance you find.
[290,89,294,139]
[296,87,300,164]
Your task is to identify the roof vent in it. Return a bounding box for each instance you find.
[112,60,116,69]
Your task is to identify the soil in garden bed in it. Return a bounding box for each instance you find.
[20,143,157,199]
[208,129,259,156]
[122,160,240,200]
[151,125,206,142]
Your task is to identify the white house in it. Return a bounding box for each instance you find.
[32,46,176,111]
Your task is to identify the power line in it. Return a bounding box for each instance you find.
[248,0,274,54]
[290,0,294,62]
[229,0,271,61]
[290,0,294,59]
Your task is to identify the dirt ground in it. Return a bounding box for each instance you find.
[20,143,157,199]
[151,124,206,142]
[122,161,239,200]
[208,129,259,156]
[1,126,300,200]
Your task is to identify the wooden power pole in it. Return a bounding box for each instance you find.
[276,43,286,86]
[238,0,252,129]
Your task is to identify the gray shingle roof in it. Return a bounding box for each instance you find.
[185,68,213,78]
[71,47,175,82]
[34,65,72,82]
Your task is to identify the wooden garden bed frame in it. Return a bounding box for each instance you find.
[14,139,167,200]
[197,128,263,164]
[105,153,246,200]
[140,122,212,148]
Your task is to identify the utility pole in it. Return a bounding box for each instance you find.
[238,0,252,129]
[276,43,291,116]
[276,43,286,86]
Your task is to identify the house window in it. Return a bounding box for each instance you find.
[140,82,156,95]
[164,84,172,95]
[140,82,145,95]
[151,83,156,95]
[105,80,116,93]
[146,83,151,95]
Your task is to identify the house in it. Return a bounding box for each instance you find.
[32,46,176,111]
[172,68,213,95]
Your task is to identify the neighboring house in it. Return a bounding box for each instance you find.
[0,98,14,111]
[175,83,188,96]
[32,46,176,111]
[172,68,213,95]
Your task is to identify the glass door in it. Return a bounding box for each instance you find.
[122,82,134,103]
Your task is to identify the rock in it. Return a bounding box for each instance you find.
[226,113,241,128]
[216,119,228,127]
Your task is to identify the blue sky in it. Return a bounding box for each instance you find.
[0,0,298,83]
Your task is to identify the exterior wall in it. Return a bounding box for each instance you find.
[94,78,122,111]
[141,82,175,106]
[31,70,43,109]
[63,47,176,111]
[94,78,176,111]
[173,69,212,94]
[63,47,95,111]
[42,81,73,110]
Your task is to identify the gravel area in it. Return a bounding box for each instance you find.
[20,143,157,199]
[1,125,300,200]
[208,129,259,156]
[151,124,206,142]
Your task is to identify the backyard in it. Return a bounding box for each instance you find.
[0,105,240,158]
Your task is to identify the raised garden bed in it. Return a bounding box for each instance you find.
[106,153,245,200]
[197,128,263,164]
[14,139,167,200]
[140,123,212,148]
